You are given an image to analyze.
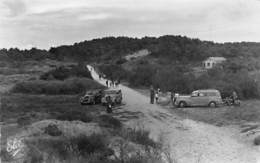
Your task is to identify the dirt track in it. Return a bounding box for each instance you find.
[87,65,260,163]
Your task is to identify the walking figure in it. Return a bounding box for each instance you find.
[150,85,155,104]
[106,96,113,113]
[155,91,159,104]
[106,80,109,87]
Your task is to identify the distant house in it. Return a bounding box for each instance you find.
[203,57,226,69]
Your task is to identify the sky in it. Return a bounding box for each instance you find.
[1,0,260,49]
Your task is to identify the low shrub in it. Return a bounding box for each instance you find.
[98,115,122,129]
[11,77,104,94]
[44,124,62,136]
[56,111,93,123]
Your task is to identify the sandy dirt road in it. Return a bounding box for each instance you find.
[87,65,260,163]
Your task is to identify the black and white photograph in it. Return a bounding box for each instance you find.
[0,0,260,162]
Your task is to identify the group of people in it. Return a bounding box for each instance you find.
[150,86,161,104]
[105,79,120,88]
[150,85,179,105]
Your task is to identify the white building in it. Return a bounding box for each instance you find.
[203,57,226,69]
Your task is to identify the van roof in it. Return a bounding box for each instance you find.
[194,89,220,92]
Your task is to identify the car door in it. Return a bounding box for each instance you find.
[190,91,200,106]
[191,92,207,106]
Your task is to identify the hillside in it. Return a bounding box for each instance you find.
[1,35,260,67]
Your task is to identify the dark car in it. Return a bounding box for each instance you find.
[80,89,103,105]
[101,89,122,105]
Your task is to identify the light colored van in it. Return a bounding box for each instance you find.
[175,89,223,107]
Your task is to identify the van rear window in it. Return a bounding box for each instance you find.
[205,92,217,96]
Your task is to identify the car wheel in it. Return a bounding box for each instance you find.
[209,102,217,108]
[179,101,186,108]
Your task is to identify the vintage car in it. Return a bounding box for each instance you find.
[101,89,122,105]
[80,89,103,105]
[174,89,223,107]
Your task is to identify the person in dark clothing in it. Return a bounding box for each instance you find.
[150,85,155,104]
[111,79,115,88]
[106,96,113,113]
[170,91,174,103]
[106,80,109,87]
[99,74,102,80]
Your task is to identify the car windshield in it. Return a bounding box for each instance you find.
[191,91,199,96]
[104,90,120,94]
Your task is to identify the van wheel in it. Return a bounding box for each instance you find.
[209,102,217,108]
[179,101,186,108]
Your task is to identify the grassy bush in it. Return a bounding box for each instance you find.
[98,115,122,129]
[121,128,158,148]
[56,110,93,123]
[11,77,104,94]
[40,65,92,80]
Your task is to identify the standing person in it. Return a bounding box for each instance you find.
[155,91,159,104]
[170,90,174,104]
[106,96,113,113]
[115,80,119,87]
[111,79,115,88]
[232,91,238,104]
[99,74,102,80]
[110,81,113,88]
[106,80,109,87]
[150,85,155,104]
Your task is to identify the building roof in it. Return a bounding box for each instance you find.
[204,57,226,62]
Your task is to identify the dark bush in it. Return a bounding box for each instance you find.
[44,124,62,136]
[98,115,122,129]
[56,111,93,123]
[40,65,92,80]
[70,134,111,156]
[115,58,127,65]
[0,149,13,162]
[129,64,157,87]
[11,77,104,95]
[98,64,128,81]
[254,135,260,145]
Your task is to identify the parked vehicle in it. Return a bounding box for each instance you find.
[80,89,103,105]
[101,89,122,105]
[174,89,223,108]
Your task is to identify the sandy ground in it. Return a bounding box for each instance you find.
[87,65,260,163]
